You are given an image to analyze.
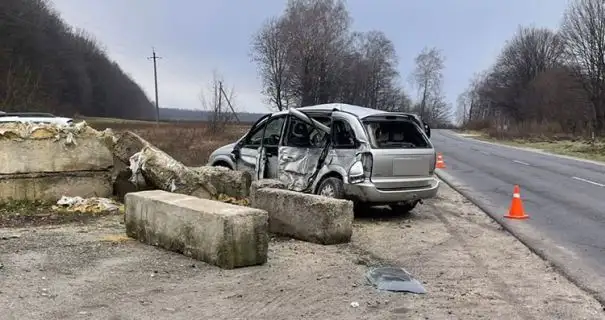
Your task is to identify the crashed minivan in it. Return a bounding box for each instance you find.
[207,103,440,213]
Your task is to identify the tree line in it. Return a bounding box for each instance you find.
[0,0,154,119]
[250,0,452,126]
[456,0,605,138]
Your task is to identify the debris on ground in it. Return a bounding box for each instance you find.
[1,183,604,319]
[365,266,426,294]
[54,196,123,214]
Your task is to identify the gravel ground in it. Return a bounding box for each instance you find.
[1,183,604,320]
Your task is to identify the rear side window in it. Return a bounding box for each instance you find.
[363,120,430,149]
[332,120,356,149]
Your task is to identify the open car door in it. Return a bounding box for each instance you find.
[277,108,330,192]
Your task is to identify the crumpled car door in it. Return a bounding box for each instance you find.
[277,108,330,192]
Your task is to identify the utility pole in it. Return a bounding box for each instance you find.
[147,48,162,124]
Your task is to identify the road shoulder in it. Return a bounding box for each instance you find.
[436,168,605,309]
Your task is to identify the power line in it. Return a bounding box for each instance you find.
[147,47,162,123]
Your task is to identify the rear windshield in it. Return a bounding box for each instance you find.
[363,119,430,149]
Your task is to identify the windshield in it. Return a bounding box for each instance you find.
[363,119,430,149]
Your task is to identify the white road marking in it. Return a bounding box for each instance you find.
[512,160,530,166]
[572,176,605,187]
[479,151,490,155]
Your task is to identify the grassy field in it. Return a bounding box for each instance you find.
[460,130,605,163]
[81,117,250,166]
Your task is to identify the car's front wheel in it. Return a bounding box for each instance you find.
[389,200,419,214]
[316,177,345,199]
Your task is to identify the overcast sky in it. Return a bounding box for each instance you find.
[50,0,569,113]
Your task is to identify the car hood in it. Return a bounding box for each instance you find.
[211,142,238,157]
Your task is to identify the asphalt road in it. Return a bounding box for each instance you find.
[431,129,605,299]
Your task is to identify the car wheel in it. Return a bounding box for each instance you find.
[213,161,232,170]
[316,177,345,199]
[389,200,419,214]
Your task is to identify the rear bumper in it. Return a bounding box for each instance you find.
[343,177,440,204]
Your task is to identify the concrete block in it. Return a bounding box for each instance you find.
[250,188,354,245]
[249,179,286,202]
[0,171,112,202]
[0,136,113,174]
[190,166,252,198]
[125,190,269,269]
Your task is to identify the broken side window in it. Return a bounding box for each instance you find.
[332,120,356,149]
[363,119,430,149]
[284,117,327,149]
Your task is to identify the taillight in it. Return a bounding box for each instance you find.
[361,152,373,178]
[348,152,373,184]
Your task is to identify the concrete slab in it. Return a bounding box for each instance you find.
[124,190,268,269]
[0,135,113,174]
[0,171,112,201]
[249,179,286,201]
[251,187,354,245]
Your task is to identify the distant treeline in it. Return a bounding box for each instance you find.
[0,0,155,120]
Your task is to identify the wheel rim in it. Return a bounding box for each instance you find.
[319,184,335,197]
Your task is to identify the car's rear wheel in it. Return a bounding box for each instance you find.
[316,177,345,199]
[389,200,419,214]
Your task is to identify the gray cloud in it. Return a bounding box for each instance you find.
[50,0,568,113]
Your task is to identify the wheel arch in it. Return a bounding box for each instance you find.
[210,157,235,170]
[313,170,344,194]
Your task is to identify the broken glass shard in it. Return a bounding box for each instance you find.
[365,267,426,294]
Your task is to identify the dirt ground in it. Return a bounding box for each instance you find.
[1,183,604,320]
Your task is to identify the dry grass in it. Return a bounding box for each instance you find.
[86,119,250,166]
[463,129,605,163]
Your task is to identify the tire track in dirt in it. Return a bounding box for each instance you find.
[432,209,536,320]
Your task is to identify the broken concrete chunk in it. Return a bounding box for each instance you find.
[249,179,287,202]
[125,190,269,269]
[250,188,354,245]
[112,131,151,165]
[0,122,113,174]
[190,166,252,198]
[129,146,217,199]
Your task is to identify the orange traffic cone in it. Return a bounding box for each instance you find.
[505,185,528,220]
[436,153,446,169]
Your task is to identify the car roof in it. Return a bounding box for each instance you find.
[268,103,421,121]
[297,103,392,118]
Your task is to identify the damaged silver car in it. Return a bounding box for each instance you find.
[207,103,439,213]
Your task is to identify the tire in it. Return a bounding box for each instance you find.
[389,200,419,214]
[316,177,345,199]
[213,162,232,170]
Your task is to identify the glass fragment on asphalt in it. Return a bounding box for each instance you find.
[365,267,427,294]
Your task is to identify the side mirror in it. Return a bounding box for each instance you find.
[231,147,240,160]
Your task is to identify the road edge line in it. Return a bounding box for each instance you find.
[435,169,605,308]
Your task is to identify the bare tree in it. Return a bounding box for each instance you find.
[199,71,238,133]
[250,17,292,111]
[250,0,411,111]
[411,47,446,121]
[455,90,470,127]
[560,0,605,135]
